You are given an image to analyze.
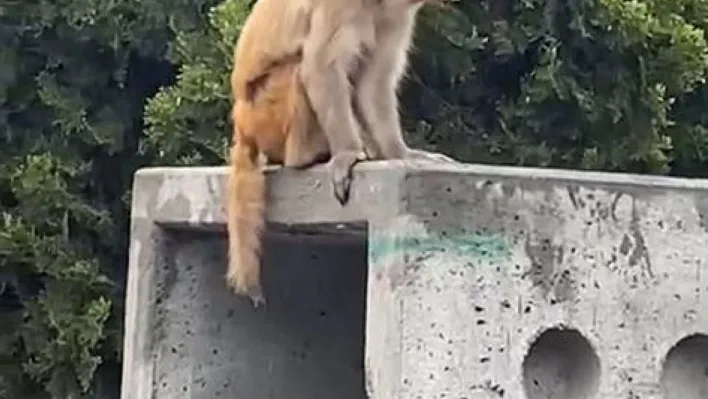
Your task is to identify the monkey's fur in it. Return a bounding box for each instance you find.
[226,0,457,306]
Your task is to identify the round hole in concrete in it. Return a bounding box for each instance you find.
[522,327,601,399]
[660,333,708,399]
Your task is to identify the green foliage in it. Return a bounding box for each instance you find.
[407,0,708,175]
[143,0,252,165]
[0,152,114,399]
[0,0,125,391]
[0,0,211,396]
[6,0,708,397]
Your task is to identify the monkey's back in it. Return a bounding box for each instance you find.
[232,63,302,163]
[231,0,312,98]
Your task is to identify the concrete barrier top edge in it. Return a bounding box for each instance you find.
[134,160,708,192]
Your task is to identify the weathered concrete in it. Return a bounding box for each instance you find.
[122,165,376,399]
[122,161,708,399]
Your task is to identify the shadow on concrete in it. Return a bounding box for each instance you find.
[150,226,368,399]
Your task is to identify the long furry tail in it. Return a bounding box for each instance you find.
[226,132,266,307]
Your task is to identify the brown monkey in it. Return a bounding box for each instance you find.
[226,0,457,306]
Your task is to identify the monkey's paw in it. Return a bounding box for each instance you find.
[228,276,267,308]
[328,150,367,205]
[249,292,266,308]
[406,148,458,164]
[241,285,266,308]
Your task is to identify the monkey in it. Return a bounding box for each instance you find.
[226,0,458,307]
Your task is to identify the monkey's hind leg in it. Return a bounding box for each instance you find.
[283,81,331,169]
[283,130,330,168]
[291,104,366,204]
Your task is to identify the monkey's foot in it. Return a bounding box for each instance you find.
[405,148,458,164]
[228,277,267,308]
[249,292,266,308]
[240,288,266,308]
[328,150,367,205]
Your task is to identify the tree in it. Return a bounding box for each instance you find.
[6,0,708,396]
[406,0,708,175]
[142,0,250,166]
[0,0,215,396]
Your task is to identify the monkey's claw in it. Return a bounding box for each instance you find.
[230,278,266,309]
[328,150,366,205]
[250,293,266,308]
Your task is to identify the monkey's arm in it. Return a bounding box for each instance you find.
[355,48,409,159]
[356,43,457,164]
[299,9,367,204]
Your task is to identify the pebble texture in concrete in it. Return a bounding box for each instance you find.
[366,163,708,399]
[122,165,378,399]
[122,162,708,399]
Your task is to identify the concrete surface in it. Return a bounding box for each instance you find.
[147,229,367,399]
[122,161,708,399]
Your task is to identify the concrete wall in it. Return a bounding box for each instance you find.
[122,162,708,399]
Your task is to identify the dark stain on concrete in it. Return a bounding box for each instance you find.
[386,259,406,291]
[524,237,555,293]
[553,267,575,303]
[524,236,574,303]
[364,361,375,397]
[619,234,632,256]
[567,185,584,209]
[596,200,610,221]
[694,193,708,233]
[628,198,654,278]
[501,181,517,198]
[470,379,506,397]
[610,192,626,221]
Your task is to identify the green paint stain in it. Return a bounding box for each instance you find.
[369,232,511,264]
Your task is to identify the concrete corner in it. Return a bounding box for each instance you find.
[120,163,406,399]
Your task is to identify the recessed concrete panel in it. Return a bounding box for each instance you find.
[125,224,370,399]
[148,228,368,399]
[122,162,708,399]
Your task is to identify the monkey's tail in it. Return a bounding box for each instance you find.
[226,122,266,306]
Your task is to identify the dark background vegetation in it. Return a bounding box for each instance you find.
[3,0,708,397]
